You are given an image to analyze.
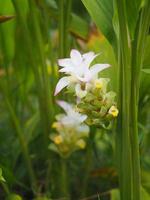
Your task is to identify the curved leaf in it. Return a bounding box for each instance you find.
[81,0,117,48]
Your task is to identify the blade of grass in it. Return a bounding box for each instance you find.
[115,0,133,199]
[11,0,54,150]
[27,0,57,192]
[28,0,54,144]
[130,3,150,200]
[58,0,72,57]
[60,158,69,198]
[58,0,65,58]
[80,126,96,198]
[0,85,37,192]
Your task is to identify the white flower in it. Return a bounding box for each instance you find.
[50,100,90,157]
[51,101,89,147]
[54,49,110,97]
[56,100,88,129]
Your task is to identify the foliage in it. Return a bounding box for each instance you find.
[0,0,149,200]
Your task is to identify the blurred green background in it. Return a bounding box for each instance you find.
[0,0,149,199]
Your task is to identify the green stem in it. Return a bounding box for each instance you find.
[116,0,133,199]
[1,182,10,195]
[60,158,69,198]
[130,3,150,200]
[64,0,72,55]
[80,142,92,198]
[81,127,95,198]
[28,0,54,144]
[59,0,65,58]
[5,96,37,191]
[59,0,72,57]
[116,1,150,200]
[28,1,57,192]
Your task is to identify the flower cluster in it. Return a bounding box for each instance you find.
[49,101,89,158]
[55,49,118,126]
[77,78,118,128]
[50,49,118,157]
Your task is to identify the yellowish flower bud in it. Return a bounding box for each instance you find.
[94,79,103,89]
[53,135,63,144]
[108,106,119,117]
[52,122,59,129]
[76,139,86,149]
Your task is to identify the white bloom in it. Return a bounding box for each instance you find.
[54,49,110,97]
[56,100,88,128]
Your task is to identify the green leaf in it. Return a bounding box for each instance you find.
[33,197,50,200]
[141,170,150,194]
[6,194,22,200]
[0,168,6,182]
[142,69,150,74]
[125,0,141,38]
[81,0,117,48]
[110,187,150,200]
[141,187,150,200]
[69,14,89,40]
[0,15,14,23]
[0,0,15,61]
[48,6,89,40]
[24,112,40,143]
[110,189,120,200]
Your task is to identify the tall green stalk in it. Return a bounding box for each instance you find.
[1,181,10,195]
[11,0,55,146]
[58,0,72,57]
[81,126,95,198]
[58,0,65,58]
[60,159,69,198]
[130,3,150,200]
[28,0,54,145]
[11,0,56,192]
[116,0,133,199]
[116,1,150,200]
[1,92,37,191]
[27,1,56,192]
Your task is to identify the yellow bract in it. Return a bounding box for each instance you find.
[108,106,119,117]
[53,135,63,144]
[94,79,103,89]
[76,139,86,149]
[52,122,58,129]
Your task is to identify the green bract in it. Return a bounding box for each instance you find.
[77,78,118,128]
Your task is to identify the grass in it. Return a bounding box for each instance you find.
[0,0,150,200]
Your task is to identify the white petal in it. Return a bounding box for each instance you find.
[82,52,100,68]
[57,100,72,113]
[90,64,110,76]
[58,58,72,68]
[75,84,87,98]
[70,49,82,65]
[71,111,87,123]
[77,124,89,135]
[59,66,75,73]
[76,69,92,82]
[54,77,70,95]
[82,51,95,59]
[78,115,87,123]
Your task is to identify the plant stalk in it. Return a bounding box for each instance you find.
[81,126,95,198]
[58,0,72,57]
[60,158,69,198]
[4,96,37,192]
[130,3,150,200]
[115,0,133,199]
